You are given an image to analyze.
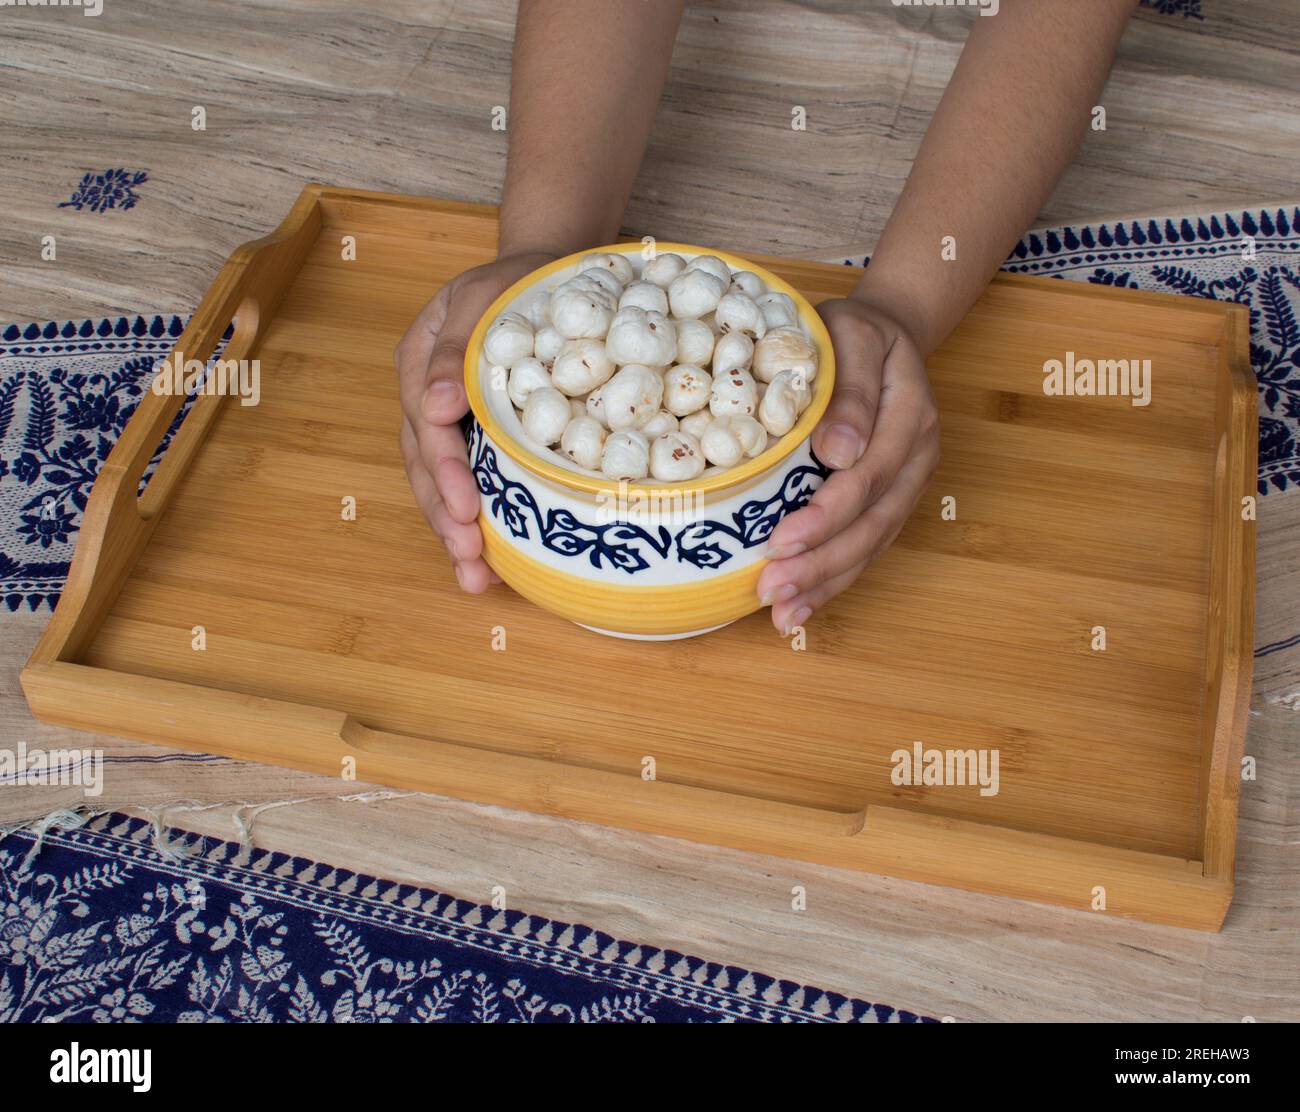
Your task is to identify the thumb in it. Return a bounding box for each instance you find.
[422,262,541,427]
[811,314,883,470]
[421,289,494,428]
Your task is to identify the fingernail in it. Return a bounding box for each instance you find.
[785,606,812,635]
[424,379,460,421]
[452,562,465,588]
[765,542,806,561]
[822,424,865,469]
[760,582,799,606]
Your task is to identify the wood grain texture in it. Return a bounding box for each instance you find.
[1,0,1293,1019]
[20,188,1255,930]
[1,1,1298,321]
[2,606,1297,1022]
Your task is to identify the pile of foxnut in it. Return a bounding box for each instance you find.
[482,252,819,482]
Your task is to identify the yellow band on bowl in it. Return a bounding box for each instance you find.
[480,515,767,636]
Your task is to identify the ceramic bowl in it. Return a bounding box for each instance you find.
[463,243,834,638]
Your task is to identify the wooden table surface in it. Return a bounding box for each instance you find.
[1,0,1298,1021]
[3,0,1299,321]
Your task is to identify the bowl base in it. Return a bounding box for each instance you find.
[575,620,737,641]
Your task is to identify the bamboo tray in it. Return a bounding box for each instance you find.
[22,186,1256,930]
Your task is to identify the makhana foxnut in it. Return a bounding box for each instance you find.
[684,254,732,286]
[640,409,679,438]
[699,415,766,465]
[586,384,608,427]
[581,252,635,286]
[756,291,798,331]
[561,415,607,470]
[675,318,715,366]
[605,308,677,367]
[601,429,650,481]
[554,275,617,309]
[550,287,615,340]
[557,270,615,298]
[522,292,551,330]
[618,281,669,315]
[649,431,705,481]
[728,271,765,299]
[642,252,686,289]
[483,311,534,367]
[757,367,812,436]
[577,266,624,299]
[662,363,712,416]
[679,409,713,439]
[507,357,552,410]
[709,366,759,418]
[601,364,664,431]
[533,325,565,366]
[715,291,767,340]
[521,386,571,446]
[492,251,812,480]
[551,338,615,396]
[728,414,768,457]
[752,327,818,384]
[699,418,746,468]
[712,330,754,376]
[668,269,726,319]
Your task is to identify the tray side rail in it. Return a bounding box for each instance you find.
[1197,305,1258,883]
[19,661,1231,929]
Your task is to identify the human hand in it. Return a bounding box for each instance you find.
[755,296,940,634]
[394,250,558,592]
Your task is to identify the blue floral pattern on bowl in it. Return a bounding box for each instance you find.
[467,418,829,575]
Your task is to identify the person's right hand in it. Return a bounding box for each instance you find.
[394,250,558,592]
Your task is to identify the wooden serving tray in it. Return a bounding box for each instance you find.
[22,186,1255,930]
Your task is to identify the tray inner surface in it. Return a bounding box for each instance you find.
[80,200,1227,861]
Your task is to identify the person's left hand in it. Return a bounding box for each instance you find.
[755,296,941,634]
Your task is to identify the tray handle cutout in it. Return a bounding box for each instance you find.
[32,185,326,667]
[136,297,260,520]
[338,716,869,841]
[30,299,259,667]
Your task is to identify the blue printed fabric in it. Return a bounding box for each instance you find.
[0,814,928,1023]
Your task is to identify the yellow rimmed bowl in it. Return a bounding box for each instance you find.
[464,243,835,639]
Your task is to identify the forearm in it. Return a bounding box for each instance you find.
[854,0,1138,354]
[498,0,684,258]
